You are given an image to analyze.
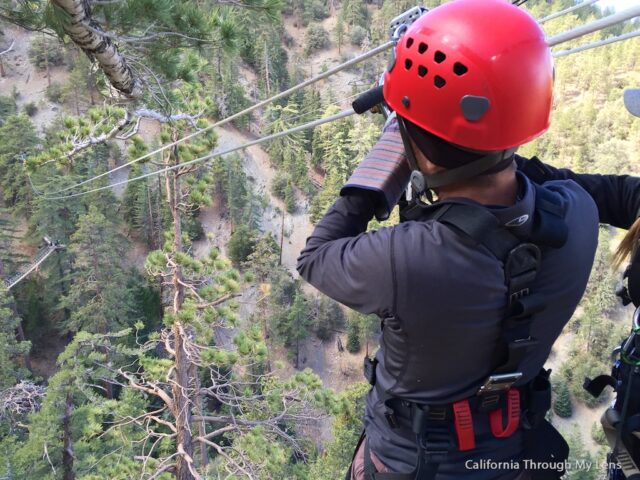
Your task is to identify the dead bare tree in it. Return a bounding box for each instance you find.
[0,381,46,429]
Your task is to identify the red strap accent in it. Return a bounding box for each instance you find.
[452,399,476,451]
[489,388,521,438]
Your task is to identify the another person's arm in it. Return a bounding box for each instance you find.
[518,156,640,229]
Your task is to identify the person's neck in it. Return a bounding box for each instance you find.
[436,168,518,207]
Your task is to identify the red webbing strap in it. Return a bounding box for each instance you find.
[489,388,521,438]
[452,399,475,451]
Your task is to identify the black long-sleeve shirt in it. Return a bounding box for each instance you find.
[518,156,640,229]
[297,158,608,478]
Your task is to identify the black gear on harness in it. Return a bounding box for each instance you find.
[584,247,640,480]
[346,183,571,480]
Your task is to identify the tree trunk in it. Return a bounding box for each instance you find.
[279,208,285,266]
[12,304,32,372]
[62,391,75,480]
[173,324,195,480]
[146,182,156,249]
[166,139,195,480]
[44,33,51,88]
[263,42,271,96]
[51,0,143,97]
[194,371,208,468]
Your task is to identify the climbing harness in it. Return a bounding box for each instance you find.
[345,183,570,480]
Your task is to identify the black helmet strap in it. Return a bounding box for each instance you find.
[396,115,516,193]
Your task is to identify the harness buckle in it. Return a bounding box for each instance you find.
[385,409,399,429]
[418,426,451,463]
[477,372,523,396]
[510,288,530,303]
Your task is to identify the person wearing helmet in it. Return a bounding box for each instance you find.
[297,1,602,479]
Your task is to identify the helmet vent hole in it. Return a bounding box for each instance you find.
[434,51,446,64]
[405,59,413,70]
[418,42,428,54]
[418,65,428,77]
[406,38,414,49]
[434,76,446,88]
[453,62,468,76]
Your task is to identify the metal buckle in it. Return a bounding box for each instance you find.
[418,427,450,462]
[477,373,523,396]
[509,288,530,303]
[385,409,399,429]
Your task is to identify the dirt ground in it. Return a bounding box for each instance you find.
[0,26,70,131]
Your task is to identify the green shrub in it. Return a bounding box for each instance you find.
[28,36,65,70]
[228,225,257,266]
[46,82,64,103]
[270,175,289,200]
[284,181,296,213]
[182,214,204,241]
[310,0,329,20]
[304,25,330,56]
[591,421,607,445]
[349,25,368,47]
[23,102,38,117]
[0,96,16,125]
[346,314,361,353]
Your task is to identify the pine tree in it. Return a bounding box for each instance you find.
[313,295,345,341]
[564,427,599,480]
[346,313,361,354]
[265,102,308,186]
[0,288,30,389]
[335,16,345,53]
[287,289,312,368]
[59,205,138,335]
[244,233,280,282]
[0,115,39,211]
[228,224,258,266]
[553,379,573,418]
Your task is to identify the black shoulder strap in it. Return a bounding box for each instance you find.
[530,183,568,248]
[428,203,520,261]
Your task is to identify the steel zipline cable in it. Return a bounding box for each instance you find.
[554,30,640,58]
[36,5,640,201]
[40,41,395,196]
[539,0,600,24]
[42,109,355,200]
[33,1,626,198]
[546,4,640,46]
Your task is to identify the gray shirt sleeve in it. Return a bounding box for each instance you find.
[296,191,395,317]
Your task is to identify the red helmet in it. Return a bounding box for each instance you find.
[383,0,554,152]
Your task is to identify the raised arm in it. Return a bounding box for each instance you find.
[518,156,640,229]
[296,191,395,317]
